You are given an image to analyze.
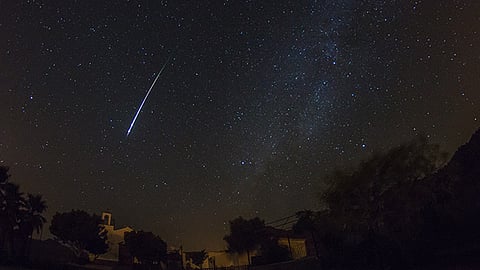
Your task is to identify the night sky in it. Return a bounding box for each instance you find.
[0,0,479,250]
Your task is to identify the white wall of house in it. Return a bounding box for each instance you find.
[98,212,133,262]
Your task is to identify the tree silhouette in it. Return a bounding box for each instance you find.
[223,216,266,265]
[256,238,291,265]
[124,230,167,269]
[0,165,50,261]
[312,136,448,268]
[0,166,24,258]
[23,194,47,235]
[322,137,446,233]
[293,210,319,257]
[50,210,108,261]
[18,194,47,259]
[188,249,208,269]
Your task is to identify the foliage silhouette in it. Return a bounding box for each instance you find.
[224,216,266,265]
[192,249,208,268]
[0,180,23,259]
[293,210,320,257]
[295,136,453,269]
[186,249,208,269]
[18,194,47,259]
[255,238,291,265]
[49,210,108,262]
[124,230,167,269]
[0,166,48,262]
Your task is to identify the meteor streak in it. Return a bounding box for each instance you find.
[126,57,171,137]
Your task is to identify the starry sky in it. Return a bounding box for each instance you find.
[0,0,479,250]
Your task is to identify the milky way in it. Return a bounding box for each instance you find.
[0,0,479,249]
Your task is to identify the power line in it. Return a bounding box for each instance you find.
[265,213,298,226]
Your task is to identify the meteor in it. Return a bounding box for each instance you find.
[126,57,171,137]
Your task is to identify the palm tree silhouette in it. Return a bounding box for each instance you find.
[0,166,47,259]
[19,194,47,258]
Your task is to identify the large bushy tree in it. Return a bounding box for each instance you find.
[188,249,208,269]
[49,210,108,261]
[124,230,167,269]
[293,210,320,257]
[298,136,449,269]
[323,137,447,232]
[223,216,267,265]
